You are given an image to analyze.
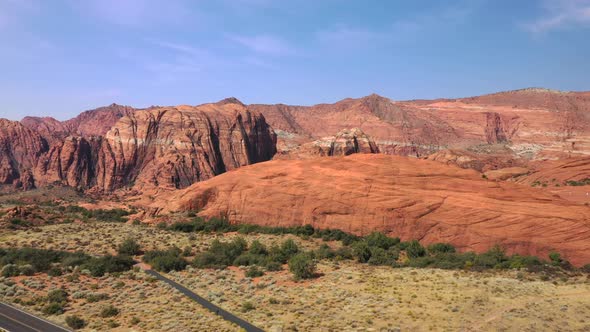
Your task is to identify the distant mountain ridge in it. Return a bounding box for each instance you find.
[1,87,589,193]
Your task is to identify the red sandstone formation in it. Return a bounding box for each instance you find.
[165,154,590,266]
[251,88,590,161]
[0,119,48,188]
[276,128,379,159]
[2,100,275,191]
[22,103,136,139]
[94,102,276,192]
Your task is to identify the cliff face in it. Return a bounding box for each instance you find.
[95,102,276,191]
[2,100,276,192]
[251,89,590,160]
[165,154,590,266]
[250,94,461,158]
[0,119,48,188]
[34,136,102,189]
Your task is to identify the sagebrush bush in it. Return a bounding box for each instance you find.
[65,315,86,329]
[288,253,317,280]
[117,238,141,256]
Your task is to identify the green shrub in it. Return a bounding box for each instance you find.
[117,238,141,256]
[48,266,63,277]
[427,243,456,254]
[83,255,135,277]
[85,293,109,303]
[192,238,248,269]
[245,266,264,278]
[1,264,19,277]
[288,253,316,280]
[473,246,507,269]
[365,232,399,250]
[150,255,187,272]
[42,302,64,315]
[8,218,31,229]
[233,253,265,267]
[100,305,120,318]
[406,240,426,259]
[549,251,562,265]
[280,239,299,257]
[352,241,372,263]
[367,247,399,266]
[249,240,268,255]
[314,244,336,260]
[65,315,86,329]
[143,248,187,272]
[242,301,255,312]
[47,289,68,304]
[0,248,91,273]
[182,246,192,257]
[264,261,282,271]
[130,316,140,325]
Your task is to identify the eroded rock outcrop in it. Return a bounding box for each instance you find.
[94,102,276,191]
[276,128,379,159]
[0,119,48,188]
[252,89,590,161]
[165,154,590,266]
[2,100,276,192]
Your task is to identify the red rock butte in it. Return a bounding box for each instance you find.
[165,154,590,266]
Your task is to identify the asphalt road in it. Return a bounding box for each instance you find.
[144,269,264,332]
[0,302,70,332]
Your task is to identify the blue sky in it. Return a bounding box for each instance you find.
[1,0,589,120]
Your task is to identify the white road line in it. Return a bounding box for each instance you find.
[0,312,41,332]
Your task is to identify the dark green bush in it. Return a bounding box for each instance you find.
[427,243,456,254]
[233,253,266,267]
[352,241,372,263]
[100,305,119,318]
[85,293,109,303]
[249,240,268,255]
[265,261,283,271]
[143,248,187,272]
[288,253,316,280]
[42,302,64,315]
[406,240,426,259]
[365,232,399,250]
[117,238,141,256]
[83,255,135,277]
[245,266,264,278]
[192,238,248,269]
[150,255,187,272]
[48,266,63,277]
[47,289,68,304]
[65,315,86,329]
[0,248,90,273]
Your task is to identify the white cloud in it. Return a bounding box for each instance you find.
[229,34,295,56]
[315,2,478,50]
[525,0,590,33]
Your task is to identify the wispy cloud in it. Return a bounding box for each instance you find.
[316,26,386,48]
[70,0,191,28]
[316,1,478,50]
[525,0,590,33]
[229,34,295,56]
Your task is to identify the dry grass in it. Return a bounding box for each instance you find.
[1,222,590,331]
